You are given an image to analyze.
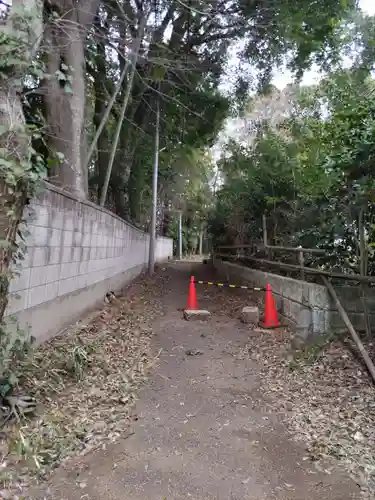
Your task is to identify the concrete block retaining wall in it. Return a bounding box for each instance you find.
[213,258,375,339]
[5,183,173,343]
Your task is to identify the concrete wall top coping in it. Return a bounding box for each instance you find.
[42,182,146,235]
[215,258,375,336]
[223,261,327,291]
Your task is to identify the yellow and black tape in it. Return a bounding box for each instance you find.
[196,280,264,291]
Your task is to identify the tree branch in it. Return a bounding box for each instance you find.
[117,0,137,37]
[77,0,101,27]
[190,26,244,46]
[154,4,176,42]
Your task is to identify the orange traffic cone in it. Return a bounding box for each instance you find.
[263,283,280,328]
[186,276,198,310]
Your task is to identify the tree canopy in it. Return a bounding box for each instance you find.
[1,0,358,216]
[209,11,375,275]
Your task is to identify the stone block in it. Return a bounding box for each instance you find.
[241,306,260,326]
[63,230,73,247]
[64,215,74,231]
[50,227,62,246]
[45,281,59,301]
[48,246,61,265]
[52,210,65,229]
[28,284,46,308]
[32,225,49,246]
[32,247,49,267]
[295,308,312,339]
[22,247,34,267]
[82,247,90,261]
[79,260,88,275]
[33,206,50,227]
[9,268,31,292]
[74,274,87,290]
[184,309,211,321]
[30,266,47,288]
[62,246,72,263]
[60,261,79,279]
[73,230,83,247]
[44,264,60,284]
[73,246,82,262]
[6,289,28,315]
[82,232,92,247]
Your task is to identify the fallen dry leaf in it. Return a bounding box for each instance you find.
[197,280,375,498]
[243,331,375,499]
[0,271,170,494]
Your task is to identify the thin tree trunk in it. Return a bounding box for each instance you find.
[100,15,146,206]
[199,229,204,255]
[93,39,110,201]
[85,55,132,173]
[127,99,153,219]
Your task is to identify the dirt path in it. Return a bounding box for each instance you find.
[26,263,360,499]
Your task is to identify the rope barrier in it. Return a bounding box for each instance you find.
[194,279,371,315]
[195,280,264,291]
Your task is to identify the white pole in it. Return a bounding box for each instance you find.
[178,212,182,260]
[148,96,160,275]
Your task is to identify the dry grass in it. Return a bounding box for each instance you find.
[0,271,168,495]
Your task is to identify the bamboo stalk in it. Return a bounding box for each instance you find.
[322,276,375,383]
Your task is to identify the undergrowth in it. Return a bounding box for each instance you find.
[287,331,339,370]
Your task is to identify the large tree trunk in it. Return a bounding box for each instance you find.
[0,0,43,322]
[44,0,99,199]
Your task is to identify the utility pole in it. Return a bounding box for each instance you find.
[148,95,160,275]
[199,227,203,255]
[178,211,182,260]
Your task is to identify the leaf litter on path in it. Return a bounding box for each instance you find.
[0,271,169,495]
[3,268,374,498]
[243,330,375,499]
[201,282,375,498]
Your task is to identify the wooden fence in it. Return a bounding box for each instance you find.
[214,214,375,285]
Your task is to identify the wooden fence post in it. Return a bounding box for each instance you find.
[298,245,305,281]
[262,213,269,259]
